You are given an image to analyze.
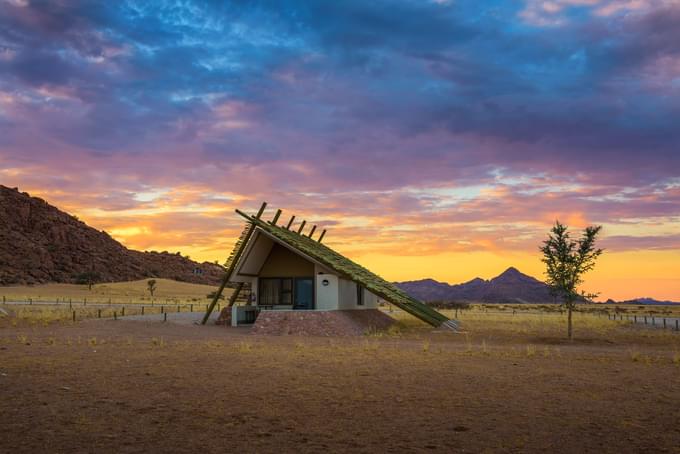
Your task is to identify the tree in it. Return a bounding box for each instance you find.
[75,271,100,291]
[540,221,603,340]
[147,279,157,300]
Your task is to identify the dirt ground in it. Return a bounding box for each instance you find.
[1,317,679,453]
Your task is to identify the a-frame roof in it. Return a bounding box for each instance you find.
[223,206,454,328]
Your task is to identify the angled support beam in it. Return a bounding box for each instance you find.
[201,202,266,325]
[227,282,245,308]
[297,220,306,234]
[285,215,295,230]
[317,229,327,243]
[308,225,317,238]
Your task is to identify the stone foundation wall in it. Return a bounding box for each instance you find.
[250,309,395,336]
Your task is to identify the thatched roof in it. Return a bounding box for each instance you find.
[228,207,454,328]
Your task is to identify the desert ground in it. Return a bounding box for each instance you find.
[1,292,680,453]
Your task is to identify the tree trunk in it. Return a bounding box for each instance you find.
[567,305,573,341]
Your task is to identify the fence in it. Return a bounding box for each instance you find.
[606,312,680,332]
[1,299,218,324]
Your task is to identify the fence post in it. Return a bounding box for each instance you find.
[652,316,655,325]
[676,320,679,331]
[644,316,647,325]
[663,318,666,329]
[164,312,167,323]
[190,304,193,312]
[69,300,72,310]
[72,311,76,322]
[161,306,164,314]
[634,315,637,323]
[98,309,101,318]
[142,306,145,315]
[122,307,125,316]
[114,311,117,321]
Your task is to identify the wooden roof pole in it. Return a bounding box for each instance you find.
[317,229,327,243]
[201,202,266,325]
[227,282,244,308]
[307,225,317,238]
[285,215,295,230]
[270,209,282,225]
[297,220,306,234]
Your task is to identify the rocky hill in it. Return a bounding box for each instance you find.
[396,267,559,304]
[0,186,224,286]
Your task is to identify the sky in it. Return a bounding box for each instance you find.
[1,0,679,301]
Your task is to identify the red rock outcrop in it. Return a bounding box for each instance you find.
[0,185,224,285]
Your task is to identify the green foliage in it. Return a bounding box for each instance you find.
[74,271,100,290]
[540,221,603,339]
[540,221,603,308]
[147,279,157,297]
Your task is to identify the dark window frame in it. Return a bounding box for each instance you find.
[258,277,314,309]
[357,283,364,306]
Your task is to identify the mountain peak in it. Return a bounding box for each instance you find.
[395,266,554,303]
[499,266,522,277]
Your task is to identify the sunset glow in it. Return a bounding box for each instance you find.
[1,1,678,300]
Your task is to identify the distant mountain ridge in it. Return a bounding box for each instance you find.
[605,297,680,306]
[396,267,559,304]
[0,185,224,286]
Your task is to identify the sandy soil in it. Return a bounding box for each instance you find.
[1,319,679,453]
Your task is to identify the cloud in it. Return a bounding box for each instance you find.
[0,0,678,289]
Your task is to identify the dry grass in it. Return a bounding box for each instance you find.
[3,323,680,453]
[0,303,207,328]
[461,302,680,317]
[0,278,221,304]
[386,306,680,349]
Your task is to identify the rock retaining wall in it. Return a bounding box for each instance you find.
[251,309,394,336]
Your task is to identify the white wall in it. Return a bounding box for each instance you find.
[315,274,339,310]
[362,287,379,309]
[337,279,379,310]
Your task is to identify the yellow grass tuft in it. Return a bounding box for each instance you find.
[629,350,641,362]
[526,345,536,357]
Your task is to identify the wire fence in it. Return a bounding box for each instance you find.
[0,298,217,324]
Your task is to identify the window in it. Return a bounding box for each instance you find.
[259,278,293,305]
[357,284,364,306]
[281,278,293,304]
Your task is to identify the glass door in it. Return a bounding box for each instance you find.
[293,278,314,310]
